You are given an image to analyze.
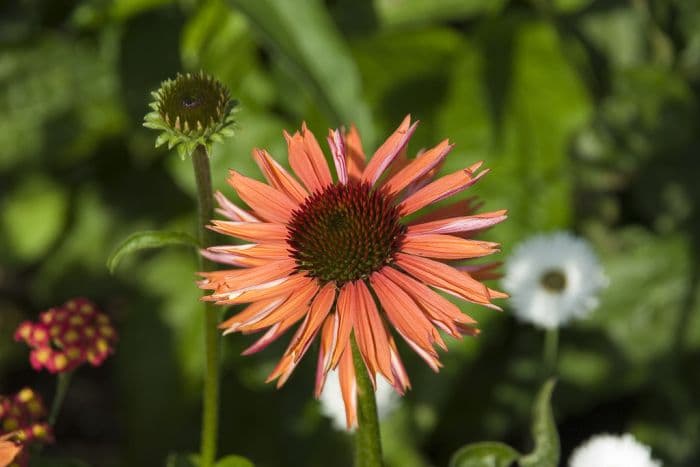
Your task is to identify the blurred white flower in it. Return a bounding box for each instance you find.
[569,433,661,467]
[502,231,607,329]
[319,369,399,431]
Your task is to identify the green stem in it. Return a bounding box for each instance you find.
[48,371,73,426]
[351,337,383,467]
[192,145,220,467]
[543,328,559,378]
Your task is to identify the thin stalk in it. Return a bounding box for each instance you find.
[543,328,559,378]
[351,337,383,467]
[192,145,220,467]
[48,371,72,426]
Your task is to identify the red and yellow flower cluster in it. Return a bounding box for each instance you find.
[14,298,117,374]
[0,388,52,467]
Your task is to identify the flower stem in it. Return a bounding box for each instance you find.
[543,328,559,378]
[48,371,72,426]
[351,337,383,467]
[192,144,220,467]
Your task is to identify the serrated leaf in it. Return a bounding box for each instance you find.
[519,379,559,467]
[107,230,198,274]
[215,455,255,467]
[449,442,520,467]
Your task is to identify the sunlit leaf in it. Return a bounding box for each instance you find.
[107,230,198,273]
[228,0,375,138]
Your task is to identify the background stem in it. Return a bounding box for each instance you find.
[192,145,221,467]
[543,328,559,378]
[48,371,73,426]
[351,337,383,467]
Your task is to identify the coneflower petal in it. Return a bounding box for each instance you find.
[383,139,453,196]
[402,234,500,260]
[344,125,366,181]
[253,148,308,204]
[228,170,297,223]
[362,115,418,186]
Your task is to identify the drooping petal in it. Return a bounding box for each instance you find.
[383,140,453,196]
[206,243,290,261]
[208,220,288,242]
[201,249,271,267]
[456,262,503,281]
[214,191,259,222]
[396,252,500,309]
[228,170,297,223]
[408,198,482,225]
[407,210,508,236]
[220,296,288,334]
[209,273,311,306]
[344,125,366,181]
[285,124,332,193]
[380,267,476,338]
[370,270,443,371]
[253,148,308,204]
[265,284,333,387]
[337,346,358,429]
[362,115,418,186]
[388,335,411,394]
[198,259,297,296]
[328,129,348,184]
[354,280,394,387]
[398,163,489,216]
[402,234,500,260]
[315,314,337,397]
[286,282,336,364]
[238,281,319,333]
[328,283,356,370]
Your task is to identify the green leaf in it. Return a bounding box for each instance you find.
[449,442,520,467]
[166,453,199,467]
[1,176,68,262]
[519,379,559,467]
[228,0,375,139]
[107,230,198,274]
[375,0,507,27]
[215,455,255,467]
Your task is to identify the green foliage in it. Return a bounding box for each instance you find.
[449,442,519,467]
[2,0,700,466]
[519,379,559,467]
[107,230,198,273]
[166,453,254,467]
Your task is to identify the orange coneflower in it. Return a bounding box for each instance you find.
[199,116,507,427]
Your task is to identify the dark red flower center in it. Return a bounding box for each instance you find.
[286,181,406,283]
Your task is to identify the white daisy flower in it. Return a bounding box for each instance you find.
[319,369,399,431]
[502,231,607,329]
[569,433,662,467]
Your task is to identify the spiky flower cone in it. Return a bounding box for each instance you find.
[144,71,238,159]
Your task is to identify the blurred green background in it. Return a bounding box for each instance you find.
[1,0,700,465]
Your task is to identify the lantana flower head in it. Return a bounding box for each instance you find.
[15,298,118,374]
[569,433,661,467]
[200,116,507,427]
[502,232,607,329]
[0,388,53,467]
